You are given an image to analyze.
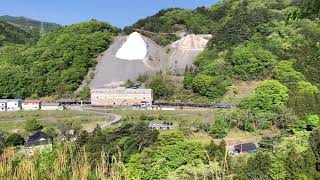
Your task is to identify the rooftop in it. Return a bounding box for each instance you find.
[25,131,50,147]
[24,99,41,103]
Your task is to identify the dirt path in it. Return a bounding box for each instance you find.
[72,107,122,132]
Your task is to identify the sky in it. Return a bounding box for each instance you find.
[0,0,219,28]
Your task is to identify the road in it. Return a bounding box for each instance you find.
[69,106,122,132]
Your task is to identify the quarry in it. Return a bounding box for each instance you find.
[89,32,212,89]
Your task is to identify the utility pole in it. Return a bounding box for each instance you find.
[40,21,45,38]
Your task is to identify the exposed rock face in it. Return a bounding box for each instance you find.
[171,34,209,50]
[90,33,168,88]
[89,32,211,88]
[168,34,211,73]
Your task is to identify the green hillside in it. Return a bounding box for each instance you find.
[0,21,36,46]
[124,7,215,45]
[0,20,119,98]
[1,0,320,179]
[0,15,61,37]
[136,0,320,117]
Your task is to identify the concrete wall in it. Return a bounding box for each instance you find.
[22,103,41,111]
[91,87,153,106]
[41,105,62,111]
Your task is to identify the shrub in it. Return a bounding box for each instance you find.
[25,119,43,132]
[272,60,305,85]
[241,80,289,113]
[230,43,277,80]
[6,133,24,146]
[192,74,230,99]
[147,74,175,100]
[183,72,194,89]
[306,114,320,128]
[209,117,229,138]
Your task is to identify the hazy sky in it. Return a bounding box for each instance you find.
[1,0,219,28]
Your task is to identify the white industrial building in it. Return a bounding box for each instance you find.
[22,100,41,111]
[0,99,22,111]
[91,87,153,107]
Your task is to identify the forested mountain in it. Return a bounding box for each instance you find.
[0,20,119,98]
[136,0,320,117]
[0,15,61,37]
[124,7,215,45]
[191,0,320,117]
[0,21,36,46]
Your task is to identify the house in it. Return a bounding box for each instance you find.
[233,143,257,154]
[149,122,174,130]
[41,103,65,111]
[6,99,22,111]
[0,100,7,111]
[25,131,51,147]
[22,100,41,111]
[91,87,153,107]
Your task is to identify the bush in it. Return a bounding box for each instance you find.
[306,114,320,128]
[6,133,24,146]
[25,119,43,132]
[208,117,229,138]
[192,74,230,99]
[272,60,305,85]
[183,72,194,89]
[77,87,91,100]
[296,81,319,95]
[241,80,289,113]
[230,43,277,80]
[147,74,175,100]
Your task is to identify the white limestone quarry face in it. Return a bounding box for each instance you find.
[171,34,210,50]
[115,32,148,60]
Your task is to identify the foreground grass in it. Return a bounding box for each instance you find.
[0,110,110,132]
[0,144,128,180]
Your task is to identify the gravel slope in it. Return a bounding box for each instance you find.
[90,33,211,88]
[90,34,168,88]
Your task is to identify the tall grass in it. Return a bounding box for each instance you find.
[0,144,128,180]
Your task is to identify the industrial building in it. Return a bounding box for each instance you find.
[22,100,41,111]
[91,87,153,107]
[0,99,22,111]
[0,99,65,112]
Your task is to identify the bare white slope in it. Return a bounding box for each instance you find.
[168,34,212,72]
[171,34,209,50]
[115,32,147,60]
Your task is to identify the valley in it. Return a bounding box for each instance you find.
[0,0,320,179]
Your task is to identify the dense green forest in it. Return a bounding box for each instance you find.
[124,7,215,45]
[0,20,119,98]
[0,21,36,46]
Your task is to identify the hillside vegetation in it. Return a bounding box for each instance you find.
[0,20,119,98]
[0,21,36,46]
[134,0,320,117]
[124,7,215,45]
[1,0,320,179]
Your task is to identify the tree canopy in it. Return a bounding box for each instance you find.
[0,20,119,98]
[242,80,289,113]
